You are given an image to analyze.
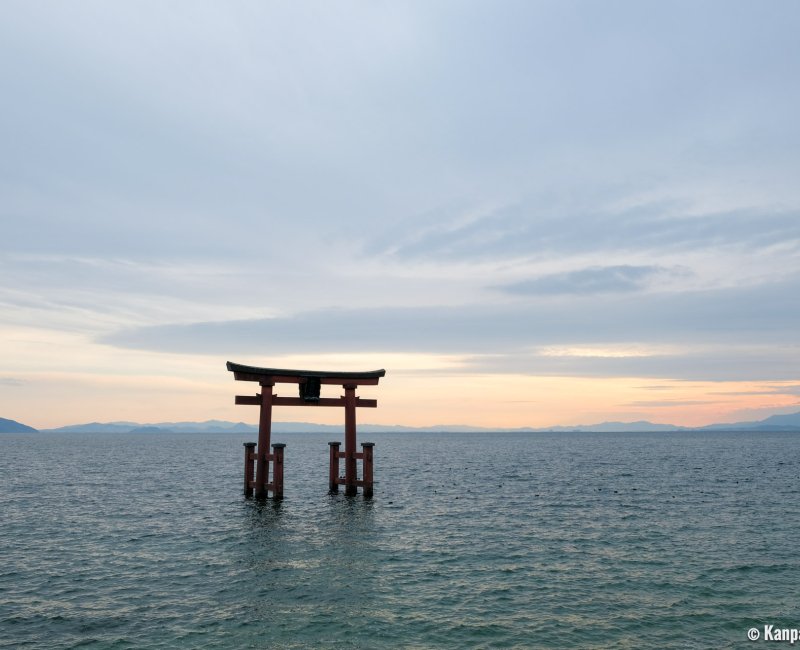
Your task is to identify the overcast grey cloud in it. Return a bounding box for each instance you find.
[2,1,800,427]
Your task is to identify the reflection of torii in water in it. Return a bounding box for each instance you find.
[227,362,386,499]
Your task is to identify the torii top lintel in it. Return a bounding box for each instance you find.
[226,361,386,386]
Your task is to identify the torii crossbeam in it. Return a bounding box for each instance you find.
[227,361,386,498]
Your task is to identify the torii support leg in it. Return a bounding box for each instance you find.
[243,442,256,497]
[344,385,358,496]
[362,442,374,498]
[254,382,274,499]
[271,443,285,500]
[328,441,341,493]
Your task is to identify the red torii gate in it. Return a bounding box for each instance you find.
[227,361,386,499]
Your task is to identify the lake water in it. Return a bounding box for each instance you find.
[2,430,799,648]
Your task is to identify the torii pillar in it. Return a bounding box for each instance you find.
[227,362,386,498]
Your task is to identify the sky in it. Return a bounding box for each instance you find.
[2,0,799,430]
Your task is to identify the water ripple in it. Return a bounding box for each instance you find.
[2,431,799,648]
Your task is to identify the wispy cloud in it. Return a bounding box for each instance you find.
[638,385,678,391]
[710,385,800,397]
[457,348,800,383]
[536,344,680,358]
[496,265,682,296]
[367,203,800,264]
[625,400,721,407]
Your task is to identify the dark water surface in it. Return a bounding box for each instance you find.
[2,431,799,648]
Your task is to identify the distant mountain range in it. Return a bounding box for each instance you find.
[2,412,800,434]
[0,417,37,433]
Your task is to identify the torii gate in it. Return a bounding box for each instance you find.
[227,361,386,499]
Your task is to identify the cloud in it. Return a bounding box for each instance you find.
[496,265,680,296]
[624,400,721,407]
[0,377,24,387]
[457,347,800,382]
[638,385,677,391]
[366,202,800,264]
[709,385,800,397]
[97,277,800,381]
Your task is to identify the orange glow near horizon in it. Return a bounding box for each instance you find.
[370,373,800,429]
[1,328,797,429]
[5,366,799,430]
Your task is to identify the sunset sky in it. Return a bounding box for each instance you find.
[2,1,799,430]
